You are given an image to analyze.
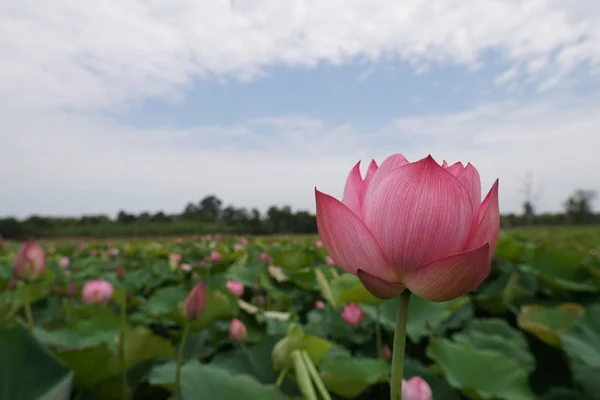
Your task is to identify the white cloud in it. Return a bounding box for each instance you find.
[1,97,598,218]
[1,0,600,111]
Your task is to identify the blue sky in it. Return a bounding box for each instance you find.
[1,1,599,218]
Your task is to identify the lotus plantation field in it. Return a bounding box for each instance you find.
[1,228,600,400]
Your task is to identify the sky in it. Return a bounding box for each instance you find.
[1,0,600,219]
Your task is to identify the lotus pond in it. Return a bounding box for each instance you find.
[1,229,600,400]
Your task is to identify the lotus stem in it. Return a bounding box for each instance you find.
[390,291,411,400]
[119,296,128,399]
[301,350,332,400]
[175,323,190,393]
[275,367,288,387]
[24,301,34,331]
[375,305,382,358]
[292,350,317,400]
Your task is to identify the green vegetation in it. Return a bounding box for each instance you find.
[1,227,600,399]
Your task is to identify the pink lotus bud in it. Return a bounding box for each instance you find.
[259,252,271,264]
[7,277,18,290]
[315,240,324,248]
[226,280,245,297]
[67,282,78,296]
[402,376,433,400]
[210,251,222,262]
[13,240,46,280]
[117,266,127,280]
[184,282,206,320]
[180,263,192,272]
[340,302,364,326]
[315,300,325,309]
[381,344,392,361]
[229,318,247,342]
[170,253,182,262]
[325,256,336,266]
[82,280,113,304]
[315,155,499,302]
[59,256,70,269]
[234,243,244,251]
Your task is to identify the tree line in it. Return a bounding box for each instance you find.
[0,190,597,239]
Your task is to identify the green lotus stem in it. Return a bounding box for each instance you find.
[119,296,128,400]
[301,350,331,400]
[275,367,288,387]
[176,323,190,393]
[390,291,411,400]
[292,350,317,400]
[23,301,34,331]
[375,305,382,359]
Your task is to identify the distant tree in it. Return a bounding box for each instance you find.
[116,210,137,224]
[564,189,596,224]
[519,172,541,225]
[199,195,223,222]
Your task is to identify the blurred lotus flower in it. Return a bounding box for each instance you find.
[106,248,119,256]
[402,376,433,400]
[239,236,249,245]
[170,253,182,262]
[67,282,78,296]
[82,280,113,304]
[325,256,336,266]
[180,263,192,272]
[173,237,183,244]
[315,154,499,302]
[315,300,325,309]
[210,251,222,262]
[253,281,260,290]
[13,239,46,280]
[226,280,245,297]
[184,282,206,320]
[117,266,127,280]
[340,302,364,326]
[234,243,244,251]
[7,277,18,290]
[59,256,70,269]
[215,234,223,241]
[315,240,324,248]
[229,318,247,342]
[191,272,199,280]
[381,344,392,361]
[257,295,265,305]
[259,252,271,264]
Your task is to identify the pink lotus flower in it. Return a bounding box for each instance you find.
[258,252,271,264]
[81,280,113,304]
[234,243,244,251]
[180,263,192,272]
[402,376,432,400]
[229,318,247,342]
[116,266,127,280]
[106,248,119,256]
[325,256,336,266]
[13,240,46,280]
[341,302,364,326]
[184,282,206,320]
[210,251,222,262]
[315,154,499,302]
[315,300,325,309]
[239,236,249,245]
[170,253,182,262]
[59,256,70,269]
[381,344,392,361]
[226,280,245,297]
[315,240,324,248]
